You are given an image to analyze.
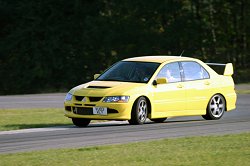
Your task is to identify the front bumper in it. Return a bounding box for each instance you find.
[64,100,132,120]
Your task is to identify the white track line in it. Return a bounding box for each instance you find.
[0,126,69,135]
[0,121,128,135]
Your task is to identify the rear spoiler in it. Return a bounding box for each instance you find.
[206,63,233,76]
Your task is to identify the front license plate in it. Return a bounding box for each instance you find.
[93,107,107,115]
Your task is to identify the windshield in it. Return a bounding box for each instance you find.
[96,61,160,83]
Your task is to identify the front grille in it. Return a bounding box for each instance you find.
[74,96,102,102]
[84,104,96,106]
[72,107,118,115]
[89,97,103,102]
[75,96,85,101]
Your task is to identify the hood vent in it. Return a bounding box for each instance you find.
[87,86,111,89]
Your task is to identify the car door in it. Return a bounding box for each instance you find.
[180,61,211,115]
[151,62,186,118]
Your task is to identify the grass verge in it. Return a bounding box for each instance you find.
[236,90,250,94]
[236,83,250,94]
[0,109,72,131]
[1,133,250,166]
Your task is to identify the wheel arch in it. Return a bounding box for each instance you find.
[132,95,152,116]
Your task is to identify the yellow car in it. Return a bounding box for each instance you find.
[64,56,237,127]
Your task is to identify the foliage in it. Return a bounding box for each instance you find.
[0,0,249,94]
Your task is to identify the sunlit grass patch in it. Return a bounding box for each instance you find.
[236,90,250,94]
[0,108,72,131]
[1,133,250,166]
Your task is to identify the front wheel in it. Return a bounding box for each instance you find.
[128,97,148,125]
[202,94,225,120]
[72,118,91,127]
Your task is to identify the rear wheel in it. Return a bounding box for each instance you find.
[150,118,167,123]
[128,97,148,125]
[72,118,91,127]
[202,94,225,120]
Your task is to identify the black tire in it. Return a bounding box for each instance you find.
[202,94,226,120]
[128,97,148,125]
[72,118,91,127]
[150,118,167,123]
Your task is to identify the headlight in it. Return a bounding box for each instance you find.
[103,96,130,103]
[65,93,73,101]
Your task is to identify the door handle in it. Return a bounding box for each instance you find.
[177,84,183,88]
[204,81,210,85]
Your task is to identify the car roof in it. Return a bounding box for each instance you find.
[123,56,197,63]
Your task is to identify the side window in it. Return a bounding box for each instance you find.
[182,61,209,81]
[156,62,181,83]
[201,67,209,79]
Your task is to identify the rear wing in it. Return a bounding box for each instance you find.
[206,63,233,76]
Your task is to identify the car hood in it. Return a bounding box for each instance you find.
[70,81,146,96]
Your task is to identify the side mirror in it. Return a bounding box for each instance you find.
[94,74,100,80]
[153,77,168,85]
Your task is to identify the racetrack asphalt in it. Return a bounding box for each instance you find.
[0,93,65,109]
[0,92,249,154]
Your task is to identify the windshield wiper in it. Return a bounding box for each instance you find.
[97,79,123,82]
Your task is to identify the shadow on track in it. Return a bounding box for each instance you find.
[72,117,206,128]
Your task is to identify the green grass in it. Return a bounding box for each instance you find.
[236,83,250,94]
[0,109,72,131]
[1,133,250,166]
[236,89,250,94]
